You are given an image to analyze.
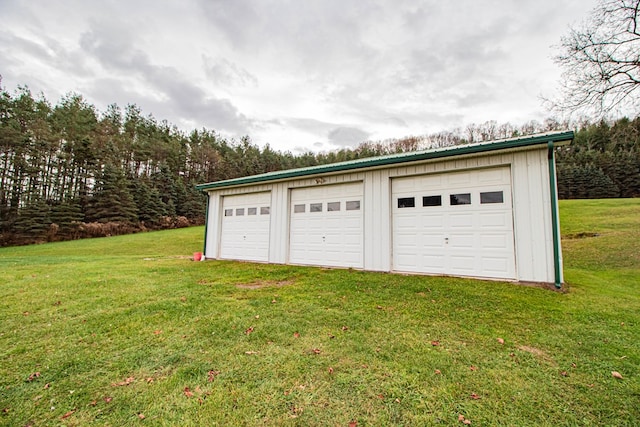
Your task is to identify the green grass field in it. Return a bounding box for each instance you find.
[1,199,638,426]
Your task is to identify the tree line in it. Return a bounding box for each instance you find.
[1,85,639,246]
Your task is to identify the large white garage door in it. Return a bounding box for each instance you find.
[220,192,271,262]
[289,182,363,268]
[392,167,516,279]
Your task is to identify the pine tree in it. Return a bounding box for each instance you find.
[86,164,138,224]
[13,199,51,243]
[132,178,167,227]
[50,198,84,240]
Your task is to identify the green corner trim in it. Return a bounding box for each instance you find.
[547,140,563,289]
[203,194,210,256]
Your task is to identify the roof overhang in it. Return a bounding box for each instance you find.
[196,131,573,191]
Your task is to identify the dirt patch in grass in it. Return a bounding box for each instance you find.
[517,345,556,364]
[236,280,295,289]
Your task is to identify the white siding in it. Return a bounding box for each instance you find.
[363,169,391,271]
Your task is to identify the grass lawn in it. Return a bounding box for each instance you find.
[1,199,638,426]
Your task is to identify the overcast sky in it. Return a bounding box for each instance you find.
[0,0,597,153]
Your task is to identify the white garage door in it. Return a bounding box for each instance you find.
[220,192,271,262]
[392,167,516,279]
[289,182,363,268]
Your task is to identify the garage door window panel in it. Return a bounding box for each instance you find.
[346,201,360,211]
[260,206,270,215]
[224,209,233,216]
[248,207,257,215]
[294,204,305,213]
[450,193,471,205]
[310,203,322,212]
[422,195,442,207]
[398,197,415,208]
[327,202,340,211]
[480,191,504,204]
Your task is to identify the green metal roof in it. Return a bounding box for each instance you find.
[196,131,574,191]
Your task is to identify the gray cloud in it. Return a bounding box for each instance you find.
[327,127,370,147]
[78,21,250,134]
[203,56,258,88]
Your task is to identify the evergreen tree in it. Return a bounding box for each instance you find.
[132,178,167,227]
[50,198,84,240]
[86,164,138,224]
[13,199,51,243]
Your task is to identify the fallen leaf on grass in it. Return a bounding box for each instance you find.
[470,393,481,400]
[341,326,349,331]
[497,338,505,345]
[104,397,113,403]
[349,421,358,427]
[244,351,258,355]
[27,372,40,382]
[271,299,277,304]
[612,371,623,379]
[459,414,472,424]
[2,408,8,414]
[293,332,300,338]
[153,330,162,335]
[138,413,145,419]
[328,367,334,374]
[23,311,29,316]
[431,340,440,346]
[561,371,568,377]
[245,326,254,335]
[469,365,477,371]
[61,410,75,419]
[89,400,97,406]
[208,370,220,382]
[112,377,135,387]
[434,369,442,375]
[184,387,194,398]
[180,296,186,302]
[146,377,154,384]
[43,383,49,389]
[312,348,321,354]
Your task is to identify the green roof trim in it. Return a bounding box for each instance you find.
[196,131,574,191]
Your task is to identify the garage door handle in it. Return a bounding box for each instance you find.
[445,237,449,244]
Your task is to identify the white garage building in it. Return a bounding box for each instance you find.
[196,131,573,288]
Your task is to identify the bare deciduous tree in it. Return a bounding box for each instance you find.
[550,0,640,117]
